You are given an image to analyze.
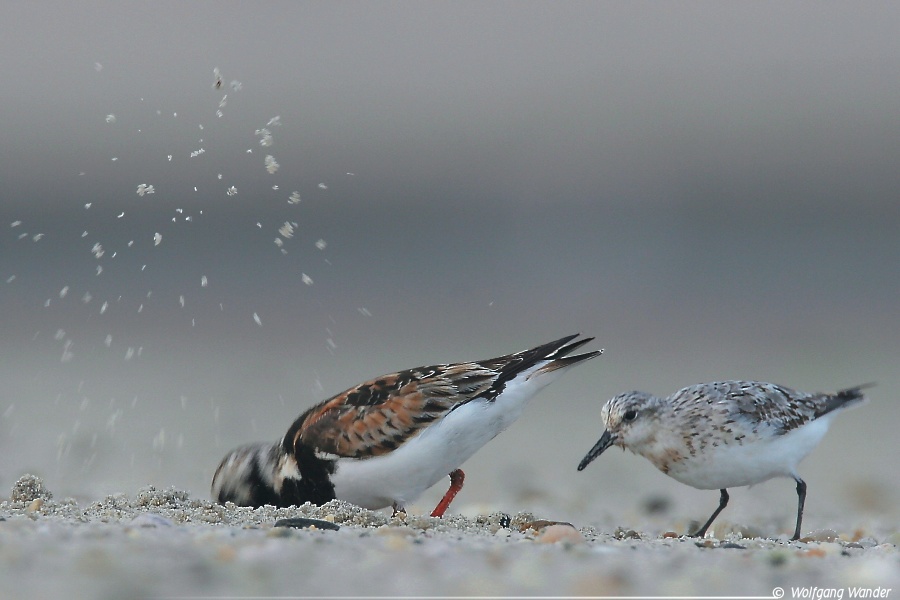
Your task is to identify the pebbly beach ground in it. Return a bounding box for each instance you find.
[2,475,898,600]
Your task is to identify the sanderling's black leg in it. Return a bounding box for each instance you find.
[791,477,807,541]
[692,488,729,538]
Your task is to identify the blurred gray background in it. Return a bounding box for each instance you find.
[1,2,897,532]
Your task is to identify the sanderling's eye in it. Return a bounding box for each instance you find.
[623,409,638,422]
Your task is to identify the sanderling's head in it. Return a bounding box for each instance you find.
[577,391,662,471]
[211,442,283,506]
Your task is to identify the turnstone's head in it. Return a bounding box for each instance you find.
[577,391,663,470]
[211,442,284,507]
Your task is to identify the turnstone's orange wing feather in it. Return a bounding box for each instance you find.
[289,363,498,458]
[285,334,600,459]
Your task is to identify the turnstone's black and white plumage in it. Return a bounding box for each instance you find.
[213,334,601,516]
[578,381,871,540]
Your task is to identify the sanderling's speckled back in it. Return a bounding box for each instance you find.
[578,380,871,540]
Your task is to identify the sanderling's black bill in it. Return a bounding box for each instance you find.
[577,429,616,471]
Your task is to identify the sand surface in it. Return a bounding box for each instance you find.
[2,475,898,599]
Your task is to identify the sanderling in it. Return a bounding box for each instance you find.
[577,380,871,540]
[213,334,601,516]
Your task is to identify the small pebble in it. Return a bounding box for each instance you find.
[273,518,340,531]
[614,528,642,540]
[662,531,679,539]
[536,524,585,545]
[375,525,416,537]
[517,519,574,533]
[130,513,174,528]
[800,529,839,543]
[720,542,746,549]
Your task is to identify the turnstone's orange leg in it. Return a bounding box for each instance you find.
[430,469,465,518]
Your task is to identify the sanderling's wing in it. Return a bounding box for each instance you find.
[698,381,870,436]
[285,334,599,458]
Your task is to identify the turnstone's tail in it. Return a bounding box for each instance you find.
[473,334,602,401]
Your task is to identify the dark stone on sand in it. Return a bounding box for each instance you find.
[274,517,340,531]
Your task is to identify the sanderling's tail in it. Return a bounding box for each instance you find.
[820,382,874,416]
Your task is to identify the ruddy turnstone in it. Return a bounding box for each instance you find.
[213,334,601,516]
[577,380,871,540]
